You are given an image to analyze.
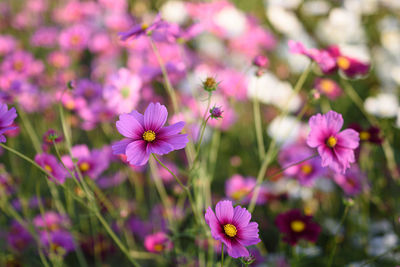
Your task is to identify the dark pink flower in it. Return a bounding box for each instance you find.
[0,103,17,143]
[112,102,188,166]
[326,46,370,78]
[144,232,173,253]
[35,153,68,184]
[306,111,359,174]
[275,209,321,246]
[204,200,260,258]
[333,166,367,196]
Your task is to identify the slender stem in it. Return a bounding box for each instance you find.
[341,80,399,181]
[220,243,224,267]
[327,205,350,267]
[148,37,179,113]
[152,154,187,190]
[252,77,265,161]
[194,116,210,159]
[17,107,42,153]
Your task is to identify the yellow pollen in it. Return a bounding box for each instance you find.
[141,23,149,30]
[290,220,305,232]
[301,164,313,175]
[326,136,337,148]
[153,244,164,252]
[143,130,156,142]
[44,165,53,173]
[79,162,90,172]
[337,56,350,70]
[359,131,370,141]
[320,79,335,93]
[223,224,237,237]
[231,189,249,201]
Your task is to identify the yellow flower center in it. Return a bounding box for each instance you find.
[223,224,237,237]
[141,23,149,30]
[143,130,156,142]
[79,162,90,172]
[121,87,130,99]
[290,220,306,232]
[44,165,53,173]
[71,35,81,45]
[13,61,24,71]
[231,189,249,201]
[320,79,335,93]
[301,164,313,175]
[153,244,164,252]
[326,136,337,148]
[359,131,370,141]
[337,56,350,70]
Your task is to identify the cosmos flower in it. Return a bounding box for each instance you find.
[275,209,321,246]
[333,165,367,196]
[0,103,17,143]
[119,14,167,41]
[112,102,188,166]
[204,200,261,258]
[314,78,342,100]
[35,153,68,184]
[326,45,370,78]
[144,232,173,253]
[306,111,359,174]
[225,174,267,205]
[7,220,32,251]
[40,230,75,257]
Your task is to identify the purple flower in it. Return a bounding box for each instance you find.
[204,200,261,258]
[306,111,359,174]
[0,103,17,143]
[112,102,188,166]
[210,106,223,119]
[40,230,75,256]
[35,153,68,184]
[333,166,367,196]
[7,220,32,251]
[275,209,321,246]
[61,145,111,180]
[119,14,167,41]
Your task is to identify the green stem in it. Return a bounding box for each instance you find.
[252,77,265,161]
[327,205,350,267]
[17,107,42,153]
[148,37,179,113]
[221,243,224,267]
[341,80,399,181]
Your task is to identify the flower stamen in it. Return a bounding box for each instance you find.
[143,130,156,142]
[326,136,337,148]
[223,224,237,237]
[290,220,305,232]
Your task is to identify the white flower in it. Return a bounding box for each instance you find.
[364,93,399,118]
[214,6,246,38]
[248,72,301,112]
[161,1,188,25]
[267,115,301,144]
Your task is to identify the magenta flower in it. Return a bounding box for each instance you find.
[333,166,367,196]
[275,209,321,246]
[119,14,167,41]
[314,78,342,100]
[35,153,68,184]
[144,232,173,253]
[112,102,188,166]
[0,103,17,143]
[306,111,359,174]
[204,200,261,258]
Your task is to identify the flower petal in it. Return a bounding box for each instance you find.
[232,206,251,229]
[337,129,359,149]
[144,102,168,132]
[162,134,188,150]
[157,121,185,137]
[324,110,343,134]
[147,140,174,155]
[112,138,132,155]
[205,207,223,241]
[126,140,150,166]
[116,114,144,139]
[215,200,234,224]
[237,222,261,246]
[226,239,249,258]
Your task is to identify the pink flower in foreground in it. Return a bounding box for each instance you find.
[112,102,188,166]
[205,200,260,258]
[306,111,359,174]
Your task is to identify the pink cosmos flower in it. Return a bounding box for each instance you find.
[144,232,173,253]
[225,175,267,205]
[314,78,342,100]
[333,166,367,196]
[103,68,142,115]
[119,14,168,41]
[0,103,17,143]
[204,200,260,258]
[58,24,90,51]
[35,153,68,184]
[306,111,359,174]
[112,102,188,166]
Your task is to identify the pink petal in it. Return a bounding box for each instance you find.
[324,111,343,133]
[126,140,150,166]
[205,207,223,241]
[116,114,144,139]
[237,222,261,246]
[215,200,234,224]
[162,134,188,150]
[147,140,174,155]
[144,102,168,132]
[129,110,144,125]
[317,145,334,168]
[226,240,249,258]
[157,121,185,137]
[232,206,251,229]
[112,139,131,155]
[337,129,359,149]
